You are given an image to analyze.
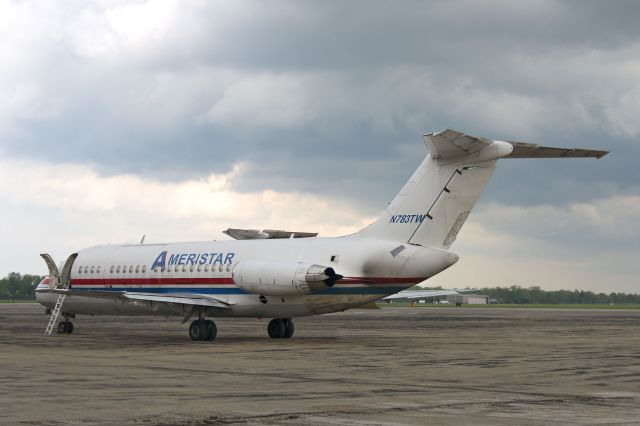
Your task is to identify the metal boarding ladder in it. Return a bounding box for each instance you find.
[41,253,77,336]
[45,293,67,335]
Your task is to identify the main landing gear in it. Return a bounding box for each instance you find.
[189,319,217,341]
[267,318,294,339]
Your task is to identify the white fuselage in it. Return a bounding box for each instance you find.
[36,236,458,318]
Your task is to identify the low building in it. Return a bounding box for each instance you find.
[446,294,489,305]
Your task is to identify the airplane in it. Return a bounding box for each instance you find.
[35,129,608,341]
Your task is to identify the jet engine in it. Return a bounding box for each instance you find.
[232,260,342,296]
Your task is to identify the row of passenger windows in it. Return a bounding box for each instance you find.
[77,263,233,274]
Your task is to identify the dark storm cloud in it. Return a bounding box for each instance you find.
[1,0,639,210]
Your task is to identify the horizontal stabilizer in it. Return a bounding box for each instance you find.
[507,141,608,159]
[424,129,609,160]
[224,228,318,240]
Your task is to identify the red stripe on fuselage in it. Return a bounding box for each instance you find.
[70,276,426,286]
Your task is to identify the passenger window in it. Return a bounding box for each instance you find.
[218,264,223,273]
[197,265,201,272]
[142,265,147,273]
[84,266,89,274]
[182,266,187,272]
[135,265,140,273]
[116,266,121,273]
[96,266,101,274]
[226,264,231,272]
[190,265,194,272]
[78,267,82,274]
[129,265,133,273]
[204,264,209,272]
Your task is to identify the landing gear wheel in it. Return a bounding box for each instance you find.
[190,319,217,341]
[267,318,286,338]
[205,320,217,341]
[57,321,73,334]
[189,320,205,341]
[283,319,294,338]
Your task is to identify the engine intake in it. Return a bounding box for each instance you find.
[232,260,343,296]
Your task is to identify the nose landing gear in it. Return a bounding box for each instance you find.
[57,320,74,334]
[57,314,74,334]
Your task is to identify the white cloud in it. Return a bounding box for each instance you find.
[200,73,319,129]
[427,196,640,293]
[0,1,637,295]
[0,155,372,275]
[66,0,182,59]
[428,251,639,294]
[476,196,640,243]
[602,85,640,138]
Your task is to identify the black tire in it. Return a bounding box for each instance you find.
[267,318,286,338]
[57,321,67,334]
[189,320,204,341]
[205,320,217,341]
[66,322,74,334]
[283,319,294,338]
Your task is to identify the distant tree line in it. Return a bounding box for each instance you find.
[410,285,640,305]
[1,273,639,304]
[0,273,44,300]
[478,285,640,304]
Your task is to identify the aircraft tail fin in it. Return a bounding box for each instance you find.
[355,129,607,249]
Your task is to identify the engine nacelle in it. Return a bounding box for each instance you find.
[232,260,342,296]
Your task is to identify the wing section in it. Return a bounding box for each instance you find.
[38,288,232,309]
[223,228,318,240]
[383,289,461,300]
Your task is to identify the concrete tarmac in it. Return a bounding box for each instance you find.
[1,304,639,425]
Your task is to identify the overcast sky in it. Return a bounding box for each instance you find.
[1,0,638,292]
